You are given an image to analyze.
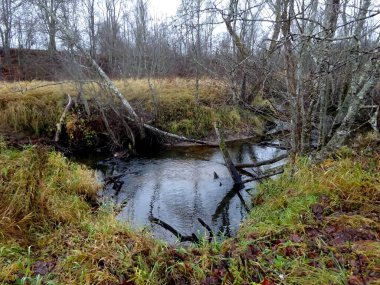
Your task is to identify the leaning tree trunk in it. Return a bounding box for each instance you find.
[214,121,242,185]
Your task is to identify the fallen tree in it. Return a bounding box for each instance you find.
[35,0,210,150]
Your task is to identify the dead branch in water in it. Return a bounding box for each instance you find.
[238,168,257,178]
[197,218,214,242]
[149,216,215,243]
[235,153,288,169]
[214,121,242,185]
[149,216,199,243]
[242,168,284,184]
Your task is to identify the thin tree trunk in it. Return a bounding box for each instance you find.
[268,0,282,54]
[317,0,340,147]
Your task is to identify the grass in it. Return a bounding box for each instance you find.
[117,78,265,138]
[0,82,67,136]
[0,138,99,240]
[0,78,378,284]
[234,146,380,284]
[0,136,379,284]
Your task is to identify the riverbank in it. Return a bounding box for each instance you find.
[0,135,378,284]
[0,79,272,153]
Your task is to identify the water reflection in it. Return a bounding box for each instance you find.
[96,141,286,243]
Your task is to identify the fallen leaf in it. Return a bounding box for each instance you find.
[261,278,275,285]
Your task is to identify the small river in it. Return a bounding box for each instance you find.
[92,140,287,243]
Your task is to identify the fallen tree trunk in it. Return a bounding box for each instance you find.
[258,141,290,150]
[214,122,242,185]
[242,168,284,184]
[143,123,209,145]
[235,153,288,169]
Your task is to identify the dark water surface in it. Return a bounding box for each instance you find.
[92,140,286,243]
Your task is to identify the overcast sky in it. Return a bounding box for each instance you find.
[149,0,180,18]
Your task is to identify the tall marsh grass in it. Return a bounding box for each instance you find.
[0,141,100,239]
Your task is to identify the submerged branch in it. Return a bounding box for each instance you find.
[149,216,215,243]
[238,168,257,178]
[197,218,214,243]
[214,121,242,185]
[149,216,199,243]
